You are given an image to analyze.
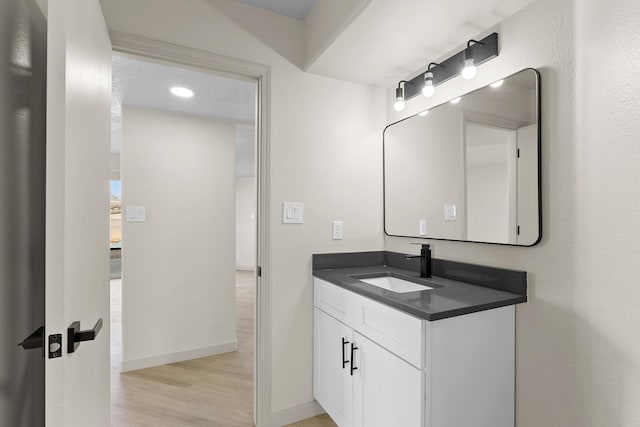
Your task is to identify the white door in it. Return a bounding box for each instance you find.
[352,333,423,427]
[313,308,354,427]
[45,1,112,426]
[516,124,539,245]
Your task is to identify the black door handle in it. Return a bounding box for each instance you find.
[350,343,358,376]
[18,326,45,350]
[341,337,350,369]
[67,318,103,353]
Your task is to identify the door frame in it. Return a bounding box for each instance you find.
[109,32,272,427]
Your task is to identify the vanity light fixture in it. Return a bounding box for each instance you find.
[461,39,484,80]
[490,79,504,88]
[170,86,194,98]
[394,81,407,112]
[391,33,499,109]
[422,63,439,97]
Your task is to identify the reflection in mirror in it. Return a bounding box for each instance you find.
[384,68,540,246]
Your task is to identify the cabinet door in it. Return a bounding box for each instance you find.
[353,332,424,427]
[314,308,353,427]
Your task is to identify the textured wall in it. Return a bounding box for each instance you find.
[101,0,386,416]
[386,0,640,425]
[121,107,237,368]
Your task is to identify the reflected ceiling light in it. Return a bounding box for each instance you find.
[418,110,429,117]
[170,86,194,98]
[490,79,504,88]
[450,97,461,104]
[461,39,484,80]
[394,81,406,112]
[391,33,498,110]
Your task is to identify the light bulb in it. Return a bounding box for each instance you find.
[422,71,435,97]
[450,97,461,104]
[170,86,194,98]
[490,80,504,88]
[393,86,405,111]
[394,98,405,112]
[419,110,429,117]
[461,59,477,80]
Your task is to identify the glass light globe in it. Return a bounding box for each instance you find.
[394,98,405,112]
[461,59,477,80]
[422,81,435,97]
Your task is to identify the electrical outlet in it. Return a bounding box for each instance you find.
[332,221,343,240]
[444,204,457,221]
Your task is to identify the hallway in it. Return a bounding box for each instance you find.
[110,271,335,426]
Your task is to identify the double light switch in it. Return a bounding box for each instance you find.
[282,202,304,224]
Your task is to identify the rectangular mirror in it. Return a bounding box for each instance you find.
[384,68,541,246]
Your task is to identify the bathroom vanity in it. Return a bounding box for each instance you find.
[312,251,527,427]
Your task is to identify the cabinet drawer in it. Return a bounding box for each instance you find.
[314,277,425,369]
[356,296,424,368]
[314,278,357,326]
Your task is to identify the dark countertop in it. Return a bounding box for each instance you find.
[313,251,527,321]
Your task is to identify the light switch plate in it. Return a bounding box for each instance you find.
[282,202,303,224]
[444,204,457,222]
[126,206,146,222]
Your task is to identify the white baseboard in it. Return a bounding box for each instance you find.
[270,401,326,427]
[120,340,237,372]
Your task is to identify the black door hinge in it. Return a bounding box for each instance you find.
[517,225,521,235]
[257,266,262,277]
[517,148,521,158]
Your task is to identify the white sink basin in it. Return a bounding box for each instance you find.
[357,275,433,293]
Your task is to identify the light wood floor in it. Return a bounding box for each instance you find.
[110,271,336,427]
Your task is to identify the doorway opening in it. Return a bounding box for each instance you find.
[464,121,517,243]
[108,52,259,425]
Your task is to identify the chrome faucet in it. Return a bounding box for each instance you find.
[405,243,432,278]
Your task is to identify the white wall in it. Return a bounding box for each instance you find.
[386,0,640,425]
[236,176,256,270]
[120,106,237,370]
[101,0,386,417]
[384,105,466,239]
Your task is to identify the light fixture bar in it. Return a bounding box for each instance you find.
[402,32,499,101]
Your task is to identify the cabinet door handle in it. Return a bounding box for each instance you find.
[350,343,358,376]
[341,337,350,369]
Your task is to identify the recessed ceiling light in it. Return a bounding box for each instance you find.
[419,110,429,117]
[450,97,461,104]
[490,80,504,88]
[170,86,194,98]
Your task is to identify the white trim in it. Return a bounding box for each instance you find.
[110,31,268,82]
[110,32,272,427]
[120,341,237,372]
[270,401,326,427]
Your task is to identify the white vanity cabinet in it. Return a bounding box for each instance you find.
[313,308,354,427]
[313,307,423,427]
[313,277,515,427]
[352,332,423,427]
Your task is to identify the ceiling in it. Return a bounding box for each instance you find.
[209,0,537,88]
[235,0,316,20]
[111,55,256,176]
[304,0,537,87]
